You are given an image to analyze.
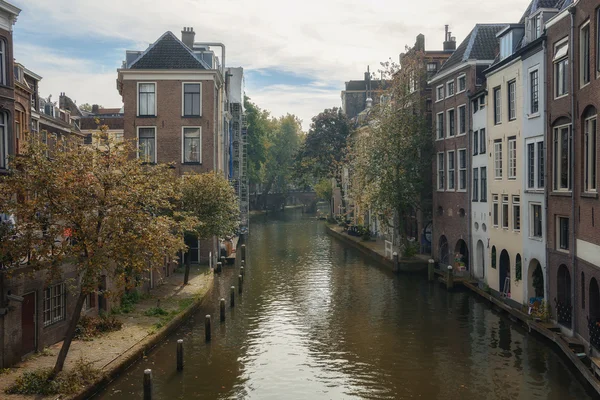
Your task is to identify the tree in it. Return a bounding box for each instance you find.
[295,108,352,210]
[314,178,333,214]
[78,103,96,112]
[244,97,272,186]
[348,50,431,244]
[180,172,239,282]
[0,127,193,377]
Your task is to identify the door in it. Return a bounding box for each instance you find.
[185,233,199,264]
[21,292,36,356]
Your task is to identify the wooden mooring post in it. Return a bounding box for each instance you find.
[143,369,153,400]
[221,256,226,267]
[176,339,183,371]
[241,244,246,262]
[220,298,226,322]
[205,315,212,342]
[240,266,244,277]
[216,262,222,274]
[428,259,435,282]
[392,252,399,272]
[446,265,454,290]
[239,274,243,294]
[230,286,235,307]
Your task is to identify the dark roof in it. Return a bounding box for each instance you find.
[129,32,207,70]
[434,24,508,76]
[519,0,566,23]
[344,80,390,91]
[59,94,83,118]
[80,116,124,130]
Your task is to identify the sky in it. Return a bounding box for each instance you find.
[12,0,527,131]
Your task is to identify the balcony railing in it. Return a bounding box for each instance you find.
[555,299,572,328]
[588,316,600,351]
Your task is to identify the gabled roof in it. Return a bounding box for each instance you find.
[344,80,390,91]
[434,24,508,77]
[519,0,566,23]
[129,31,209,70]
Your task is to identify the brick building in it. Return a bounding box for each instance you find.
[0,0,19,172]
[430,24,507,275]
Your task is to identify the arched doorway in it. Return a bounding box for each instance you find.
[439,235,449,266]
[476,240,485,279]
[527,260,544,300]
[556,264,572,327]
[454,239,469,271]
[499,250,510,297]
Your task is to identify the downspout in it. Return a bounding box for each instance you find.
[542,37,550,303]
[467,91,472,278]
[569,5,577,333]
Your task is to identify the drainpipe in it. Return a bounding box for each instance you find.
[542,37,550,303]
[569,5,577,334]
[467,90,472,278]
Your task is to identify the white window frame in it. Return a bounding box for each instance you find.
[500,32,513,59]
[436,112,444,140]
[553,124,571,191]
[502,195,509,229]
[181,126,202,164]
[530,203,543,239]
[446,108,455,138]
[181,82,202,117]
[529,67,539,116]
[508,136,517,179]
[580,21,590,88]
[508,80,516,121]
[457,74,466,93]
[473,167,479,201]
[437,152,445,191]
[458,148,467,191]
[473,129,479,155]
[446,80,455,98]
[494,139,503,179]
[0,40,6,86]
[584,115,597,193]
[447,150,455,190]
[436,85,444,102]
[494,86,502,124]
[137,82,157,117]
[457,104,466,135]
[493,194,499,227]
[553,39,569,99]
[556,215,570,252]
[137,126,157,164]
[480,166,487,202]
[526,137,544,190]
[512,196,520,232]
[480,129,486,154]
[43,283,66,327]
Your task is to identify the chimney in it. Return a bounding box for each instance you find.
[92,104,99,114]
[181,27,195,49]
[443,25,456,51]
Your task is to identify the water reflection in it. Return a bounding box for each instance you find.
[98,210,592,399]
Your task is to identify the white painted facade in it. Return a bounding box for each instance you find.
[471,91,490,282]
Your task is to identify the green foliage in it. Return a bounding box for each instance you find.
[181,172,239,239]
[515,256,522,281]
[531,300,551,322]
[74,314,123,340]
[6,359,101,395]
[244,97,271,186]
[111,290,144,314]
[403,242,419,258]
[144,307,168,317]
[314,179,333,203]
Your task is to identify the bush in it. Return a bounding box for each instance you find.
[144,307,168,317]
[75,314,123,340]
[403,242,419,258]
[111,290,143,314]
[6,359,101,395]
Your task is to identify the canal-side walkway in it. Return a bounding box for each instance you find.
[0,266,214,400]
[326,222,600,396]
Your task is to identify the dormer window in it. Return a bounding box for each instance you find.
[500,32,513,59]
[531,14,542,40]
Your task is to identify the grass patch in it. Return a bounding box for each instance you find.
[0,368,11,375]
[178,298,194,311]
[5,359,101,396]
[75,314,123,340]
[144,307,168,317]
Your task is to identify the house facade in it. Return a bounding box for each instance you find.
[0,0,19,172]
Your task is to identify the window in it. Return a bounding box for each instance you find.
[500,33,513,59]
[491,246,497,269]
[513,196,520,231]
[480,167,487,201]
[554,42,569,97]
[532,14,541,40]
[436,112,444,140]
[458,75,466,92]
[494,87,502,124]
[472,98,479,113]
[183,83,201,116]
[502,195,509,229]
[447,109,455,137]
[584,116,597,192]
[458,105,466,135]
[538,141,545,188]
[480,129,486,154]
[427,62,437,72]
[447,151,455,190]
[581,23,590,86]
[508,80,516,121]
[493,195,499,226]
[437,85,444,101]
[43,283,66,327]
[458,149,467,190]
[473,168,479,201]
[0,40,5,85]
[494,139,503,179]
[557,216,569,251]
[531,203,543,238]
[479,96,486,110]
[508,136,517,179]
[437,152,445,190]
[473,130,479,155]
[183,127,201,163]
[553,125,571,190]
[597,9,600,74]
[447,81,455,97]
[138,127,156,163]
[0,112,6,169]
[138,83,156,116]
[527,142,535,188]
[530,70,539,114]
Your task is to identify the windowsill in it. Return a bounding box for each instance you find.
[494,178,503,180]
[551,191,572,197]
[494,122,502,125]
[137,115,156,118]
[508,177,516,180]
[182,115,202,118]
[446,95,454,99]
[182,162,202,165]
[435,99,443,103]
[457,132,467,137]
[528,236,543,242]
[556,248,570,254]
[472,199,479,202]
[436,137,444,141]
[457,189,467,193]
[581,82,590,90]
[513,230,521,234]
[527,113,540,119]
[525,189,544,194]
[437,189,445,192]
[447,135,456,139]
[554,94,569,100]
[457,89,466,95]
[508,118,516,122]
[581,191,598,199]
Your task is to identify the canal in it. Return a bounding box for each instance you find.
[99,210,592,399]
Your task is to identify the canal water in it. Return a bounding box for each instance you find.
[98,210,592,399]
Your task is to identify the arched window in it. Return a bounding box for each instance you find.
[0,112,6,169]
[0,40,5,86]
[491,246,497,269]
[515,254,522,281]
